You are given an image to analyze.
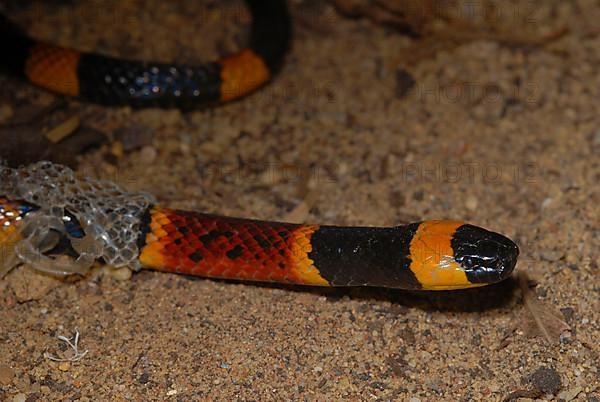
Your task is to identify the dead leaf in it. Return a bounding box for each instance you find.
[283,188,319,224]
[519,272,570,344]
[5,265,63,302]
[283,163,320,223]
[45,116,80,143]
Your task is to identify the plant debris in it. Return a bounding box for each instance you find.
[519,272,570,344]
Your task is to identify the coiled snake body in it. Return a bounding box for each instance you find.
[0,0,290,108]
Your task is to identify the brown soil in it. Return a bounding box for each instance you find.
[0,0,598,400]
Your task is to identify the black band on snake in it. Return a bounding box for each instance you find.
[0,0,291,108]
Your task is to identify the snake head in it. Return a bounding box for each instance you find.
[408,221,519,290]
[451,224,519,285]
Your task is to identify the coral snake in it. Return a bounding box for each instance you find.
[0,0,290,108]
[0,162,519,290]
[0,2,520,290]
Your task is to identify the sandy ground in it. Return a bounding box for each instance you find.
[0,0,599,400]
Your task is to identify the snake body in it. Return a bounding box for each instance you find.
[0,0,290,108]
[0,0,522,289]
[138,208,518,290]
[0,162,519,290]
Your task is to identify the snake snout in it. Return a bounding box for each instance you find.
[452,225,519,284]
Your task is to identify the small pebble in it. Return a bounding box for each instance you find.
[166,389,177,396]
[110,141,124,158]
[139,146,157,164]
[557,387,582,401]
[559,331,572,344]
[0,364,15,385]
[138,372,150,384]
[58,362,71,372]
[12,393,26,402]
[540,249,563,262]
[529,366,561,395]
[465,195,478,211]
[109,267,133,281]
[560,307,575,323]
[541,197,553,210]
